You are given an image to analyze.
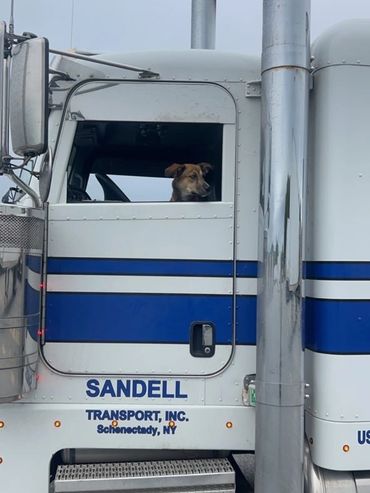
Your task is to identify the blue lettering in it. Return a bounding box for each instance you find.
[165,411,177,421]
[117,380,131,397]
[163,425,177,435]
[162,381,174,398]
[148,380,161,398]
[86,379,100,398]
[101,380,116,397]
[164,410,187,421]
[133,380,146,397]
[175,381,188,399]
[358,430,367,445]
[86,379,188,399]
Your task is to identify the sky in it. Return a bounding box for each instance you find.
[1,0,370,197]
[2,0,370,56]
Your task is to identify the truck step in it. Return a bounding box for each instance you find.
[51,457,235,492]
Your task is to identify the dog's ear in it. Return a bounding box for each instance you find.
[165,163,185,178]
[199,162,213,176]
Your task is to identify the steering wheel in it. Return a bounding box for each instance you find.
[95,173,130,202]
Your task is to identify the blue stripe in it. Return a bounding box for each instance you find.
[45,293,257,344]
[27,255,42,274]
[236,261,258,278]
[236,295,257,344]
[25,283,40,340]
[305,298,370,354]
[304,261,370,280]
[47,258,234,277]
[46,293,233,343]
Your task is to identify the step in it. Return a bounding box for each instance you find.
[51,457,235,492]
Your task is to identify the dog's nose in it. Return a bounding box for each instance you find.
[204,182,210,190]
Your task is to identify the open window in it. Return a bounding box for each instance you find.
[67,121,223,203]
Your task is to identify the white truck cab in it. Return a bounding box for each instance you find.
[2,5,370,493]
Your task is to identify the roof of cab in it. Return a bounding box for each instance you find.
[312,19,370,71]
[55,49,260,83]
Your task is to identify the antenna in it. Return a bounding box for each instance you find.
[70,0,75,49]
[9,0,15,34]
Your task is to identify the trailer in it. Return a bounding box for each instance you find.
[1,1,370,492]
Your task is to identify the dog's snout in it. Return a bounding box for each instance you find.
[203,182,210,191]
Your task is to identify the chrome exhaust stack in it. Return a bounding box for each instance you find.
[191,0,216,49]
[255,1,311,492]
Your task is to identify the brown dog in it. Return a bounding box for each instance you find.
[165,162,214,202]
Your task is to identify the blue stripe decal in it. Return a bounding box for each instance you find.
[236,295,257,344]
[236,261,258,278]
[305,298,370,354]
[26,255,42,274]
[47,258,234,277]
[47,258,258,278]
[25,283,40,340]
[304,261,370,280]
[45,293,257,344]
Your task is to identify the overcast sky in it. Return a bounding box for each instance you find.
[2,0,370,55]
[1,0,370,198]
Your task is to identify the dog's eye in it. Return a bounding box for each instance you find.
[190,174,197,179]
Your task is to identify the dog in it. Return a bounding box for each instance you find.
[165,162,214,202]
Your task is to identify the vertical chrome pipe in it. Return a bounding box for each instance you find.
[9,0,15,35]
[2,55,11,157]
[191,0,216,49]
[255,1,310,493]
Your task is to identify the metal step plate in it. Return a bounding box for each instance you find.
[51,457,235,492]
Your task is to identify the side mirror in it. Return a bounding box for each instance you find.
[9,37,49,156]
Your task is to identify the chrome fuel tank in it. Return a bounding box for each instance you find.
[0,205,44,402]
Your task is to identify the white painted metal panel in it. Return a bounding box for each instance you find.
[43,343,232,376]
[0,402,255,493]
[306,415,370,471]
[305,279,370,300]
[23,346,255,405]
[67,82,236,124]
[48,203,234,260]
[307,65,370,261]
[305,350,370,422]
[47,275,233,295]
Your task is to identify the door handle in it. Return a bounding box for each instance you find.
[190,322,215,357]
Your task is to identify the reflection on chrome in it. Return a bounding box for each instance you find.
[0,205,44,402]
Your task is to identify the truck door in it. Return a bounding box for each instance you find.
[43,81,237,376]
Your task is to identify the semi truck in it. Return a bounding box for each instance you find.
[1,1,370,491]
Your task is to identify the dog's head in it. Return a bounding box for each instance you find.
[165,162,214,201]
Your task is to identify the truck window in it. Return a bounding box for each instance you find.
[67,121,223,203]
